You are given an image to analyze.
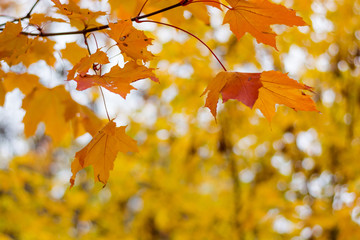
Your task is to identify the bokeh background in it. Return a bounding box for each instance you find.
[1,0,360,239]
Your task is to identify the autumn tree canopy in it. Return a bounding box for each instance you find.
[0,0,360,239]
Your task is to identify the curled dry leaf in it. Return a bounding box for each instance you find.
[70,120,138,188]
[202,70,318,121]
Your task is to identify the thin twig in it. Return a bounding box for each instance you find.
[0,0,40,27]
[138,20,227,71]
[190,0,231,10]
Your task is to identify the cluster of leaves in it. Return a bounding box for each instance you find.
[1,0,360,239]
[0,0,317,187]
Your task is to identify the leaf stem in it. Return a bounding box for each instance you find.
[82,32,111,121]
[99,86,111,121]
[137,0,150,17]
[190,0,231,10]
[137,20,227,72]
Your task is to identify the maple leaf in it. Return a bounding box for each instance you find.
[223,0,306,49]
[0,22,56,66]
[64,100,104,138]
[253,71,318,121]
[202,71,318,121]
[107,20,154,62]
[61,42,88,66]
[0,22,28,65]
[70,120,138,188]
[74,61,158,98]
[2,72,40,95]
[22,85,103,144]
[22,86,73,144]
[22,38,57,67]
[67,49,109,81]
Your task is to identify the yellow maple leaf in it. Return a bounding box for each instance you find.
[3,72,40,95]
[60,42,88,66]
[70,120,138,188]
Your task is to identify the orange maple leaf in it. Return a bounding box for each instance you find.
[107,20,154,62]
[74,61,158,98]
[253,71,318,121]
[70,120,138,188]
[67,49,109,81]
[223,0,306,49]
[202,71,318,121]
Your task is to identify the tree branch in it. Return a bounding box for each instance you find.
[0,1,185,36]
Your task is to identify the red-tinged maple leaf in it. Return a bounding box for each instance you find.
[67,49,109,81]
[107,20,154,62]
[74,61,158,98]
[201,71,262,118]
[202,71,318,121]
[70,120,138,188]
[223,0,306,49]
